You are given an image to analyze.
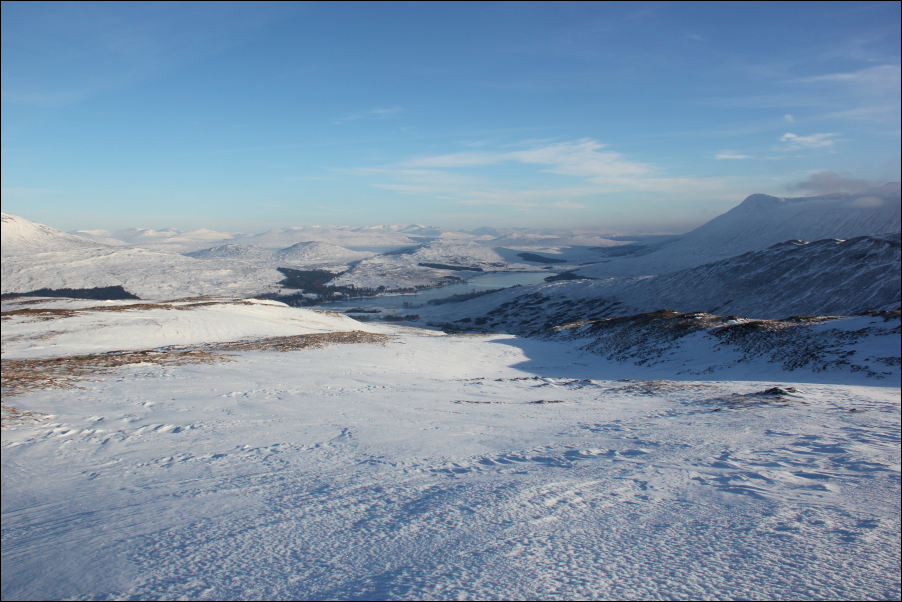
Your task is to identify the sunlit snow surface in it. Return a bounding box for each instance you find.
[2,299,900,600]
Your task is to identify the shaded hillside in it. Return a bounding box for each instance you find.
[538,309,900,380]
[420,233,901,334]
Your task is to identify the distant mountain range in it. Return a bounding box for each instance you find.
[4,185,900,321]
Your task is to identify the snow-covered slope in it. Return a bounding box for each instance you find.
[418,233,902,333]
[2,214,282,299]
[66,229,131,246]
[2,212,107,256]
[2,298,898,600]
[70,227,242,252]
[577,184,901,278]
[1,297,385,359]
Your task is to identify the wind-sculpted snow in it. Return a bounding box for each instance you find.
[2,298,899,600]
[418,233,901,332]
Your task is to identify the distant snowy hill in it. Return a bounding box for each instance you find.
[240,226,424,251]
[184,241,374,268]
[418,232,901,333]
[330,240,527,289]
[69,226,242,252]
[2,212,107,256]
[2,214,281,299]
[274,241,374,263]
[577,184,901,278]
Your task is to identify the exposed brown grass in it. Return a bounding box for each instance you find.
[1,330,393,426]
[204,331,392,352]
[1,299,256,322]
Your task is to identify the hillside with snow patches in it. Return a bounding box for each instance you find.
[418,232,902,334]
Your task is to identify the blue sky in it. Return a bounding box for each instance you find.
[2,1,899,234]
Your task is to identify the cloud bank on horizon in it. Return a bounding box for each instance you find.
[1,1,899,234]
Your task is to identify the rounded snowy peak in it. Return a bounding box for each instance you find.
[1,212,110,257]
[274,241,374,262]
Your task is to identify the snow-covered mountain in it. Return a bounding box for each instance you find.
[2,214,282,299]
[239,226,425,251]
[184,241,374,269]
[418,232,901,333]
[2,212,108,256]
[577,185,902,278]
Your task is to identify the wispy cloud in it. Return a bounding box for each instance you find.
[333,107,404,125]
[779,132,839,150]
[796,65,901,96]
[714,151,753,160]
[784,114,794,122]
[404,138,653,181]
[356,138,749,211]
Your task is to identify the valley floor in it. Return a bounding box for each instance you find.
[2,316,900,600]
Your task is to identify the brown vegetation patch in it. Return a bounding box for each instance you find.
[2,349,231,401]
[203,331,393,352]
[1,330,393,425]
[1,299,257,322]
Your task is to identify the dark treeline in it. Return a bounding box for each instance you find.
[1,285,140,300]
[417,262,484,272]
[267,268,465,307]
[517,252,567,264]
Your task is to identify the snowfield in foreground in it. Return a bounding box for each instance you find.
[2,299,900,600]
